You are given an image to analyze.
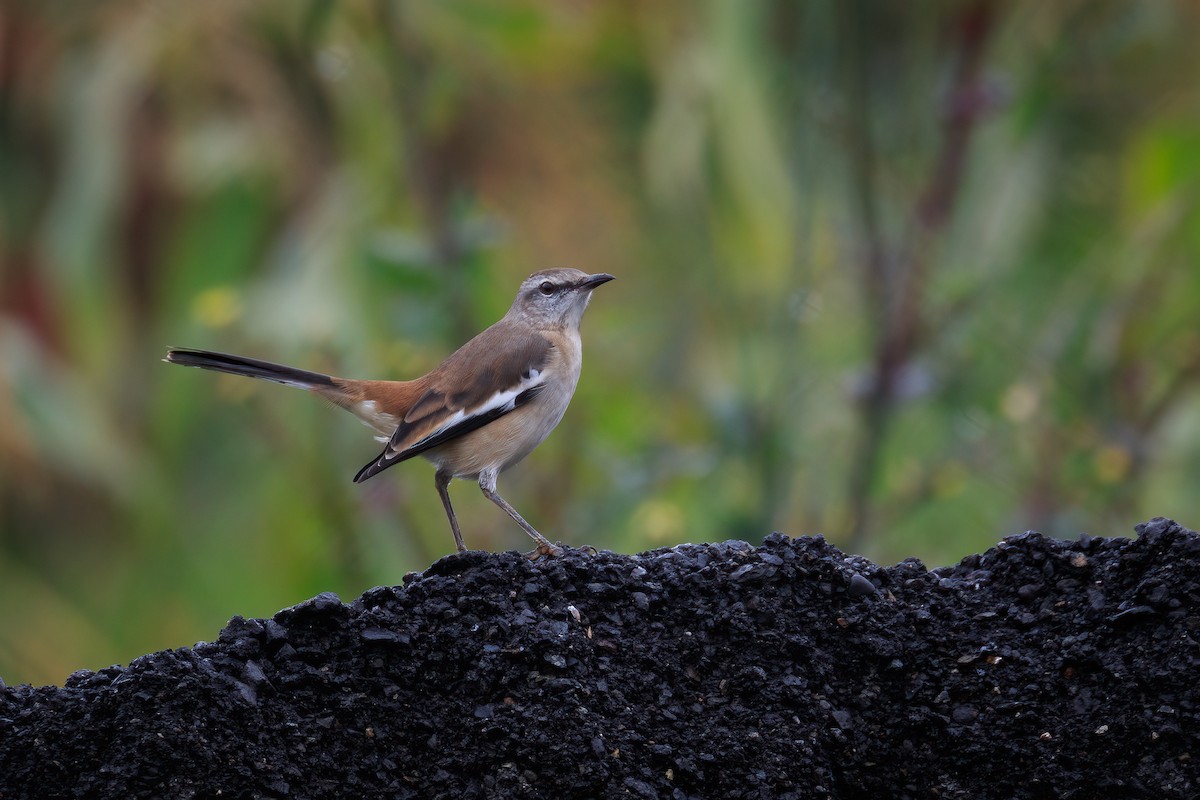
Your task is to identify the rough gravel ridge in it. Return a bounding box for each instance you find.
[1,517,1198,799]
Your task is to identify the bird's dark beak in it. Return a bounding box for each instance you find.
[580,273,615,290]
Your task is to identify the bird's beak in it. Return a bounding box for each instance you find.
[580,273,616,290]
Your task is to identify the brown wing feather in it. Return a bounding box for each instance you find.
[352,323,553,482]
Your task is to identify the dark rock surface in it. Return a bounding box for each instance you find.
[2,517,1199,799]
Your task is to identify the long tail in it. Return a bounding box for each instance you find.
[164,347,336,390]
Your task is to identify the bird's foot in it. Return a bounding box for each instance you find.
[526,542,562,560]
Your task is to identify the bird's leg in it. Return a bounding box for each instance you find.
[435,470,468,553]
[478,470,559,557]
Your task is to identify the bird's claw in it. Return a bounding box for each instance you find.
[526,542,562,560]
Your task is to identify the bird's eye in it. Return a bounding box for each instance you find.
[539,281,555,296]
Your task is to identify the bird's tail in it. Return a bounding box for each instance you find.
[164,347,336,390]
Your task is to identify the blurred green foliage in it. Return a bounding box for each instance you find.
[3,0,1200,685]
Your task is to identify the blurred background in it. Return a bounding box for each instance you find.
[4,0,1200,685]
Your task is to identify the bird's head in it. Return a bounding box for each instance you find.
[509,268,615,329]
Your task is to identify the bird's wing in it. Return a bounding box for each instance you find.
[353,326,552,482]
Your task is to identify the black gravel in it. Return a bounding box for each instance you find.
[2,517,1199,799]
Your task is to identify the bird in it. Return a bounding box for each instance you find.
[165,268,614,555]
